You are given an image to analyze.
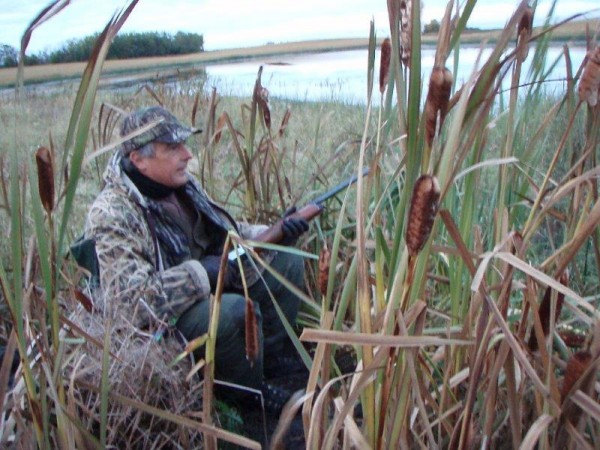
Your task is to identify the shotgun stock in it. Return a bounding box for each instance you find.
[254,203,324,244]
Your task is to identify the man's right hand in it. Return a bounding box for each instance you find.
[200,255,240,292]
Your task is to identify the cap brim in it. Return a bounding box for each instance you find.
[156,125,202,144]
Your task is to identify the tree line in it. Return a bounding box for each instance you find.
[0,31,204,67]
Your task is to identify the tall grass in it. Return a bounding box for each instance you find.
[1,0,600,449]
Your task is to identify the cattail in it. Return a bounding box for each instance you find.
[516,6,534,61]
[245,296,259,367]
[424,66,453,146]
[578,47,600,107]
[214,112,228,144]
[379,38,392,94]
[318,245,331,296]
[406,175,441,257]
[528,272,568,351]
[278,108,291,137]
[560,350,592,402]
[400,0,412,67]
[253,76,271,129]
[35,146,55,215]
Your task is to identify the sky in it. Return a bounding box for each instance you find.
[0,0,598,54]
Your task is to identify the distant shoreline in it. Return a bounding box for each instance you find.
[0,17,597,89]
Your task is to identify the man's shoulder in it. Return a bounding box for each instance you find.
[87,184,143,228]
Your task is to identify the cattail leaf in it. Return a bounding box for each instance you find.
[528,272,567,351]
[191,92,200,126]
[245,297,259,367]
[73,288,93,313]
[379,38,391,94]
[406,175,441,256]
[35,146,55,214]
[578,47,600,107]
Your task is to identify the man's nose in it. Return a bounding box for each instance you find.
[180,145,193,160]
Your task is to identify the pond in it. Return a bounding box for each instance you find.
[204,45,588,104]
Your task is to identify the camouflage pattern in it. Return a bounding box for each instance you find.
[85,151,270,328]
[119,106,201,157]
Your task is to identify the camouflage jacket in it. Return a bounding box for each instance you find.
[85,152,268,328]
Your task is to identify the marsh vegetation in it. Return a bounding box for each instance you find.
[1,0,600,449]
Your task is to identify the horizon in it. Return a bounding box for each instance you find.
[1,0,598,56]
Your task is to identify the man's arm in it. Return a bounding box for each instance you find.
[86,193,211,327]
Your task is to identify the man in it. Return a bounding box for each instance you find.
[83,106,309,413]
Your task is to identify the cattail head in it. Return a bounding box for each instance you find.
[35,146,55,215]
[578,47,600,107]
[406,175,441,257]
[379,38,392,94]
[528,272,568,351]
[424,66,453,146]
[253,79,271,129]
[278,108,292,137]
[516,6,534,61]
[245,297,259,367]
[214,112,227,144]
[400,0,412,67]
[561,350,592,402]
[318,245,331,296]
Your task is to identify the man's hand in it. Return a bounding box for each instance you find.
[200,255,240,292]
[280,206,309,246]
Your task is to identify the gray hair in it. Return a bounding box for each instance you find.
[121,142,155,172]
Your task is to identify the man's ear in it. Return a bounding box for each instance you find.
[129,150,145,171]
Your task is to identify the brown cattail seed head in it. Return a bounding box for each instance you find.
[516,6,533,61]
[245,297,259,367]
[253,71,271,129]
[400,0,412,67]
[424,66,453,146]
[379,38,391,94]
[214,112,227,144]
[278,108,292,137]
[561,350,592,402]
[35,146,55,215]
[406,175,441,257]
[578,47,600,107]
[318,245,331,296]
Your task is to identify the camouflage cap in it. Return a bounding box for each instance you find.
[119,106,201,156]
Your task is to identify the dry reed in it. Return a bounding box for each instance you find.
[527,272,567,351]
[245,296,259,367]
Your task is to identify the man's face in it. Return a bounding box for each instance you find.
[131,141,193,188]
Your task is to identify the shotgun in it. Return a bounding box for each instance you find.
[229,167,369,260]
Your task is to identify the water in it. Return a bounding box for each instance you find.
[204,45,587,104]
